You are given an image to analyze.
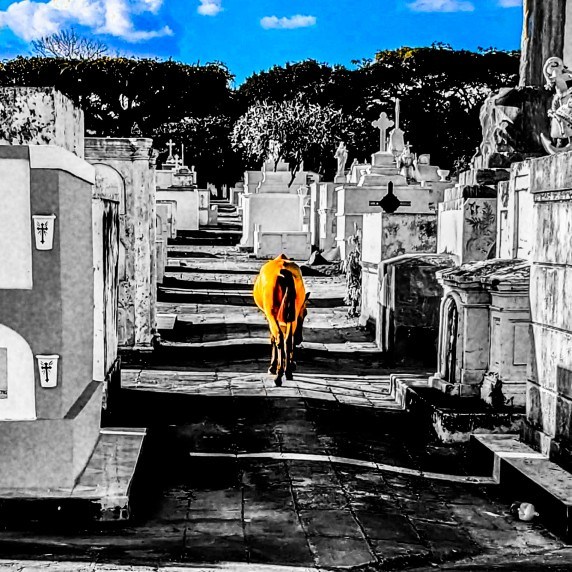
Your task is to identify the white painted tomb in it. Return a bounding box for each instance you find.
[0,88,143,516]
[240,159,314,251]
[254,227,312,260]
[156,159,199,232]
[335,105,452,261]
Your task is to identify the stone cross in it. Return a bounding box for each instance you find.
[167,139,175,159]
[372,112,394,153]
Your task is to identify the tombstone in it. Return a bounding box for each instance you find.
[240,160,317,250]
[85,138,157,352]
[157,199,178,239]
[155,205,170,285]
[0,88,143,514]
[156,161,199,232]
[230,182,245,206]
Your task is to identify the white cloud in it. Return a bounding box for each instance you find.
[0,0,172,42]
[197,0,222,16]
[260,14,316,30]
[407,0,475,12]
[498,0,521,7]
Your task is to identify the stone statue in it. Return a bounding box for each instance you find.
[398,145,416,183]
[541,56,572,154]
[334,142,348,176]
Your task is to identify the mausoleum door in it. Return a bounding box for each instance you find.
[443,298,459,384]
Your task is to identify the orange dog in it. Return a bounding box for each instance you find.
[253,254,310,386]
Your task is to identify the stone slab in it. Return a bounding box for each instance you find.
[0,428,146,521]
[472,434,572,542]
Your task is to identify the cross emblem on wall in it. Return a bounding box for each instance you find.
[371,112,394,153]
[40,361,53,384]
[36,222,49,245]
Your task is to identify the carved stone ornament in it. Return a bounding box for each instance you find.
[541,56,572,155]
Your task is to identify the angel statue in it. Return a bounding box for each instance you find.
[334,141,348,178]
[398,144,416,183]
[541,56,572,154]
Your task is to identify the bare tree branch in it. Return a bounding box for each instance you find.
[31,29,108,60]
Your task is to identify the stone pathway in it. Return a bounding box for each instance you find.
[0,203,568,571]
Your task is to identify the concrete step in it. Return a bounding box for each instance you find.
[162,275,254,291]
[0,428,146,523]
[471,434,572,543]
[390,374,525,444]
[158,286,345,308]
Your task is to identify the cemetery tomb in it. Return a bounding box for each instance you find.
[157,199,178,239]
[431,259,530,404]
[240,159,315,249]
[0,144,102,489]
[335,106,452,261]
[437,185,498,265]
[375,254,455,365]
[156,162,199,232]
[86,137,157,352]
[522,150,572,470]
[360,212,440,331]
[0,89,144,516]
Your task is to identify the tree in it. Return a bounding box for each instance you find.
[154,115,242,188]
[31,29,108,60]
[231,98,350,185]
[237,47,519,173]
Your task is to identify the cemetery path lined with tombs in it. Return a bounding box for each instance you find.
[0,203,569,572]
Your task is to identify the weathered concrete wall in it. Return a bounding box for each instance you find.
[92,190,120,386]
[85,138,157,351]
[438,195,497,264]
[0,88,84,157]
[525,151,572,467]
[497,161,534,261]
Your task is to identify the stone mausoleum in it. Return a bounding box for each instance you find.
[0,88,143,513]
[85,137,158,353]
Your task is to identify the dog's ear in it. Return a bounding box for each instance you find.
[305,292,311,301]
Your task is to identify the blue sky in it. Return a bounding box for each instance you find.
[0,0,523,84]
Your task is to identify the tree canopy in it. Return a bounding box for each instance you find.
[0,44,519,185]
[232,98,350,184]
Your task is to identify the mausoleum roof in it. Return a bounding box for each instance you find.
[380,252,456,270]
[439,259,530,291]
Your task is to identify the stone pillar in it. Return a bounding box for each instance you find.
[520,0,567,86]
[85,138,157,352]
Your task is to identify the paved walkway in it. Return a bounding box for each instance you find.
[1,205,568,571]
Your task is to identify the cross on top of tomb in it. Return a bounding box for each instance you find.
[167,139,175,160]
[372,112,394,153]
